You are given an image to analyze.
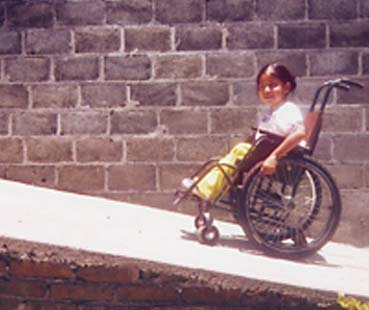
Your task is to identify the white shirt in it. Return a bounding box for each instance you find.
[256,101,304,139]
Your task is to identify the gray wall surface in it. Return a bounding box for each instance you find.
[0,0,368,245]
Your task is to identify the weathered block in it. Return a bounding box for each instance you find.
[278,22,326,49]
[206,0,253,22]
[181,81,229,106]
[0,138,23,163]
[233,81,260,106]
[0,31,21,55]
[110,110,157,134]
[323,106,363,133]
[158,163,198,190]
[13,112,57,136]
[0,85,28,109]
[308,0,357,20]
[60,112,108,135]
[0,112,9,135]
[337,79,369,104]
[5,165,55,187]
[58,166,105,192]
[50,283,114,301]
[330,21,369,47]
[156,0,203,24]
[125,26,171,52]
[7,2,53,28]
[256,0,305,20]
[32,84,79,109]
[131,83,177,106]
[227,23,274,50]
[105,55,151,80]
[326,164,364,189]
[81,83,127,108]
[76,137,123,162]
[210,108,257,134]
[310,51,359,76]
[55,57,99,81]
[206,52,255,78]
[154,55,202,79]
[333,134,369,162]
[176,136,229,161]
[106,0,152,25]
[108,164,156,190]
[176,25,222,51]
[55,0,105,26]
[26,138,73,163]
[5,57,50,82]
[75,28,121,53]
[159,109,208,135]
[126,137,175,161]
[26,29,71,55]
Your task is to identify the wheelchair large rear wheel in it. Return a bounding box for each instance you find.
[236,157,341,257]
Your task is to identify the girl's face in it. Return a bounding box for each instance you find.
[258,72,291,109]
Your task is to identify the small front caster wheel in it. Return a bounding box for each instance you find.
[194,213,213,229]
[196,225,220,246]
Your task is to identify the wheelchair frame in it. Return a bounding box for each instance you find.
[174,78,363,257]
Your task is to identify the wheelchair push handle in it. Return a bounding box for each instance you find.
[311,78,364,112]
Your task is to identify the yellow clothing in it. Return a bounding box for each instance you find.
[195,142,252,202]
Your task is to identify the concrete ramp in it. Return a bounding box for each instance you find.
[1,179,369,306]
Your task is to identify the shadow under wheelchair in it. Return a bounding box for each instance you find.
[180,229,339,268]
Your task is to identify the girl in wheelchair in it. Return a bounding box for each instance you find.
[179,63,306,206]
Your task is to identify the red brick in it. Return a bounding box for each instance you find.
[116,285,178,302]
[76,265,139,283]
[0,278,47,298]
[0,138,23,163]
[10,260,74,279]
[50,283,114,301]
[126,137,175,161]
[58,165,105,192]
[5,165,55,187]
[76,137,123,162]
[0,260,7,275]
[26,137,73,163]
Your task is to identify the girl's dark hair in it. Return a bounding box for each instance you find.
[257,63,297,92]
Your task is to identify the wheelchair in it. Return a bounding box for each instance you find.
[174,78,364,257]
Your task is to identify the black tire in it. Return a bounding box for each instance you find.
[235,157,341,257]
[196,225,220,246]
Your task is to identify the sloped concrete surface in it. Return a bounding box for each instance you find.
[1,179,369,300]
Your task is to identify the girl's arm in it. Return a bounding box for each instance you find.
[261,125,305,174]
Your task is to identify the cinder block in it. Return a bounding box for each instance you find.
[181,81,229,106]
[256,0,305,20]
[310,51,359,76]
[159,109,208,135]
[60,112,108,135]
[32,84,79,109]
[81,83,127,108]
[206,0,253,22]
[330,20,369,47]
[76,137,123,162]
[363,53,369,74]
[56,0,105,26]
[55,56,99,81]
[26,29,71,55]
[308,0,357,20]
[75,28,121,53]
[227,23,274,50]
[360,0,369,17]
[0,85,28,109]
[278,22,326,49]
[110,110,157,134]
[126,137,175,162]
[233,81,260,106]
[105,55,151,81]
[0,138,23,163]
[106,0,152,25]
[131,83,177,106]
[333,134,369,162]
[158,163,200,190]
[13,112,57,136]
[176,25,222,51]
[206,53,255,78]
[26,137,73,163]
[5,165,55,187]
[5,57,50,82]
[156,0,203,24]
[323,106,363,133]
[0,112,9,135]
[7,2,53,28]
[154,54,202,79]
[0,31,21,55]
[337,79,369,104]
[125,26,171,52]
[108,164,156,190]
[210,108,257,134]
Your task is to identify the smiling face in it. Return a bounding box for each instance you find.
[258,71,291,109]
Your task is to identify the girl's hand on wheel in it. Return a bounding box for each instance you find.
[261,154,278,175]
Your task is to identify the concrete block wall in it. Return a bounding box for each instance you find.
[0,0,368,245]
